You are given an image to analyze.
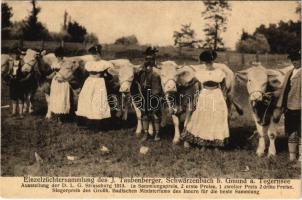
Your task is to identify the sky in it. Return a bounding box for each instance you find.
[6,1,300,49]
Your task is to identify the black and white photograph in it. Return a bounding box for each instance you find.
[0,0,301,198]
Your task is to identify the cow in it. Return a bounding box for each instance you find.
[236,62,293,157]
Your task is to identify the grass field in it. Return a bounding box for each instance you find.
[1,70,300,178]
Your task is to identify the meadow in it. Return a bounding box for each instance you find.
[1,41,299,178]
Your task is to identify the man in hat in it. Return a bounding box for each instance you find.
[273,50,301,168]
[131,47,163,141]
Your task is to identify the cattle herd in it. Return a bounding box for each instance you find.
[0,48,296,160]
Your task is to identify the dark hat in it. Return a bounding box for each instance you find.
[54,46,65,58]
[144,46,158,56]
[15,47,26,56]
[199,50,217,62]
[88,44,102,55]
[287,50,301,61]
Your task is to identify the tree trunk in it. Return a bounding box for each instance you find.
[214,19,218,51]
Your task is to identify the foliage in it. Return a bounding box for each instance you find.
[66,21,87,42]
[173,24,202,48]
[114,35,138,45]
[49,31,71,42]
[84,33,99,44]
[1,3,13,29]
[21,0,50,40]
[236,32,270,54]
[253,20,301,53]
[201,0,231,50]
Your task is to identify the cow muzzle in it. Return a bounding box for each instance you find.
[163,79,177,93]
[249,91,263,102]
[119,80,132,93]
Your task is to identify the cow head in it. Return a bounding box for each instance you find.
[157,61,179,94]
[236,62,283,103]
[107,59,138,93]
[22,49,46,71]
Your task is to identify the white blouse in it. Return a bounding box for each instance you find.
[195,66,225,84]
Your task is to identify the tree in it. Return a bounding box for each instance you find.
[7,20,27,39]
[114,35,138,45]
[84,33,99,44]
[173,23,202,49]
[236,33,270,54]
[201,0,231,50]
[254,20,300,53]
[21,0,50,40]
[67,21,87,42]
[2,3,13,28]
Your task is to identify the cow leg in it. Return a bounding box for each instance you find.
[45,93,52,119]
[148,122,154,136]
[267,119,277,157]
[160,108,167,127]
[28,94,34,113]
[132,101,142,136]
[153,114,160,141]
[184,141,191,148]
[255,121,268,157]
[23,94,28,113]
[171,114,180,144]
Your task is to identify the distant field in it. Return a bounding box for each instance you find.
[1,40,289,71]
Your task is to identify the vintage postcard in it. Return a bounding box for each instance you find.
[1,0,301,199]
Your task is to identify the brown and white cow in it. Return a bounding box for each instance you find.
[236,62,293,157]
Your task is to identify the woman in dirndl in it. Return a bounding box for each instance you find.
[182,50,229,148]
[49,47,72,123]
[76,60,112,130]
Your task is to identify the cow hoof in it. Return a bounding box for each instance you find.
[268,150,276,158]
[135,132,141,138]
[172,139,180,145]
[184,141,190,148]
[256,151,265,157]
[154,135,160,141]
[29,109,34,114]
[268,153,276,159]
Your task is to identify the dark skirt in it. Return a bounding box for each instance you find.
[9,78,24,101]
[182,129,229,147]
[285,109,301,137]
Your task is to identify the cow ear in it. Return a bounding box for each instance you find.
[266,69,279,77]
[133,64,142,73]
[276,65,294,75]
[40,50,47,56]
[235,69,248,82]
[176,68,194,84]
[107,67,119,76]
